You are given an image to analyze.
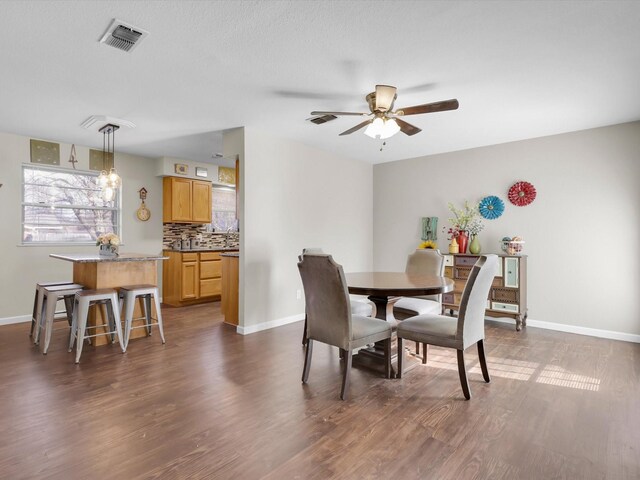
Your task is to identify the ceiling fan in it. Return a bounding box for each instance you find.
[309,85,459,139]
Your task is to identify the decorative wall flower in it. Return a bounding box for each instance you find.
[508,181,537,206]
[479,195,505,219]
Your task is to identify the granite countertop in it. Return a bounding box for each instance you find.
[163,247,239,253]
[50,253,168,263]
[220,252,239,258]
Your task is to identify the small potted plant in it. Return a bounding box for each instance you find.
[96,233,120,257]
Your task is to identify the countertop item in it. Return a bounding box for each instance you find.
[49,253,168,263]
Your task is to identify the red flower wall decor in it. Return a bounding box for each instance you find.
[508,181,537,206]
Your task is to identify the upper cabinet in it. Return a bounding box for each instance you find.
[163,176,212,224]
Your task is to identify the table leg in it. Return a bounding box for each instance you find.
[353,295,399,377]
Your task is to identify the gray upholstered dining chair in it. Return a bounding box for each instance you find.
[396,255,498,400]
[393,249,445,356]
[298,253,392,400]
[300,248,376,346]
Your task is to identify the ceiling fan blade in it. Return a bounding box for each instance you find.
[310,111,368,116]
[339,119,372,136]
[396,99,459,116]
[375,85,397,112]
[395,118,422,136]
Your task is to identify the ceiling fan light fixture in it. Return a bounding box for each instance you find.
[364,117,384,139]
[364,117,400,140]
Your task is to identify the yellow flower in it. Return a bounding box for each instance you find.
[418,240,438,249]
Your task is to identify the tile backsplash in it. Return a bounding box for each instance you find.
[163,223,239,249]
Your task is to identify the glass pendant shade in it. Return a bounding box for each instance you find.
[98,124,121,201]
[364,117,401,140]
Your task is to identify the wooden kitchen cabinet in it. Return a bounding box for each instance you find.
[163,250,235,307]
[163,176,212,224]
[443,253,528,331]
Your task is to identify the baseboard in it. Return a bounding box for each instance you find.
[236,313,304,335]
[0,314,31,326]
[486,317,640,344]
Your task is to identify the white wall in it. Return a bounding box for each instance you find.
[0,132,163,322]
[240,128,373,332]
[373,122,640,337]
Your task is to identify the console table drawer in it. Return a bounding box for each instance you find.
[455,267,471,279]
[492,288,519,302]
[455,255,479,267]
[491,301,519,313]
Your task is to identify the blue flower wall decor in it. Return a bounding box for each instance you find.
[479,196,505,220]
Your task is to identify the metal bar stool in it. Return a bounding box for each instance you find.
[31,281,74,340]
[119,284,165,349]
[37,283,85,354]
[68,289,125,363]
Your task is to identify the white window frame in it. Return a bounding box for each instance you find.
[21,164,122,246]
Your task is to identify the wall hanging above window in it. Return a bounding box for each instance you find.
[508,181,537,207]
[96,124,121,201]
[479,195,505,219]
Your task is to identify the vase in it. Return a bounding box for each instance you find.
[99,244,118,257]
[469,235,481,254]
[449,237,459,254]
[458,231,469,254]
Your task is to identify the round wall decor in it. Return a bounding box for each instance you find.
[508,181,537,206]
[479,195,505,219]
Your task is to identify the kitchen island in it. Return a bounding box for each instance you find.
[49,253,167,346]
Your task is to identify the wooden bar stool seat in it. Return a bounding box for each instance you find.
[119,284,165,349]
[68,289,125,363]
[37,283,84,354]
[31,281,74,340]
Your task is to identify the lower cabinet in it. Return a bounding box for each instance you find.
[163,250,235,307]
[443,253,528,331]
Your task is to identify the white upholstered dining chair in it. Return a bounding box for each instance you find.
[396,255,498,400]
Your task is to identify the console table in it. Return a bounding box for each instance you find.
[442,253,528,330]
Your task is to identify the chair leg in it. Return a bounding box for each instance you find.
[301,314,308,346]
[144,294,153,336]
[477,339,491,383]
[63,296,74,327]
[384,338,391,379]
[422,343,428,364]
[68,298,78,352]
[109,293,125,353]
[42,294,58,354]
[456,349,471,400]
[340,349,352,401]
[123,292,136,349]
[153,293,165,344]
[34,291,46,345]
[397,337,404,379]
[302,339,313,383]
[75,300,90,364]
[30,288,39,337]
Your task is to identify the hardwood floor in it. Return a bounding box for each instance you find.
[1,303,639,479]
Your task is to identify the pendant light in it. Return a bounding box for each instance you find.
[96,123,121,201]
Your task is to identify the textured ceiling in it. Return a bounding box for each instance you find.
[0,1,639,164]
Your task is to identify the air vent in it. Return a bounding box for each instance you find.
[100,19,148,53]
[310,115,337,125]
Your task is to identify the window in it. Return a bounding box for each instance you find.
[22,165,120,244]
[211,186,237,231]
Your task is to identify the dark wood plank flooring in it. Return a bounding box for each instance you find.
[0,303,639,479]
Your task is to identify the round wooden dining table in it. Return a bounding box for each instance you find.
[346,272,454,322]
[345,272,454,377]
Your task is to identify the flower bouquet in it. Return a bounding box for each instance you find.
[96,233,120,257]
